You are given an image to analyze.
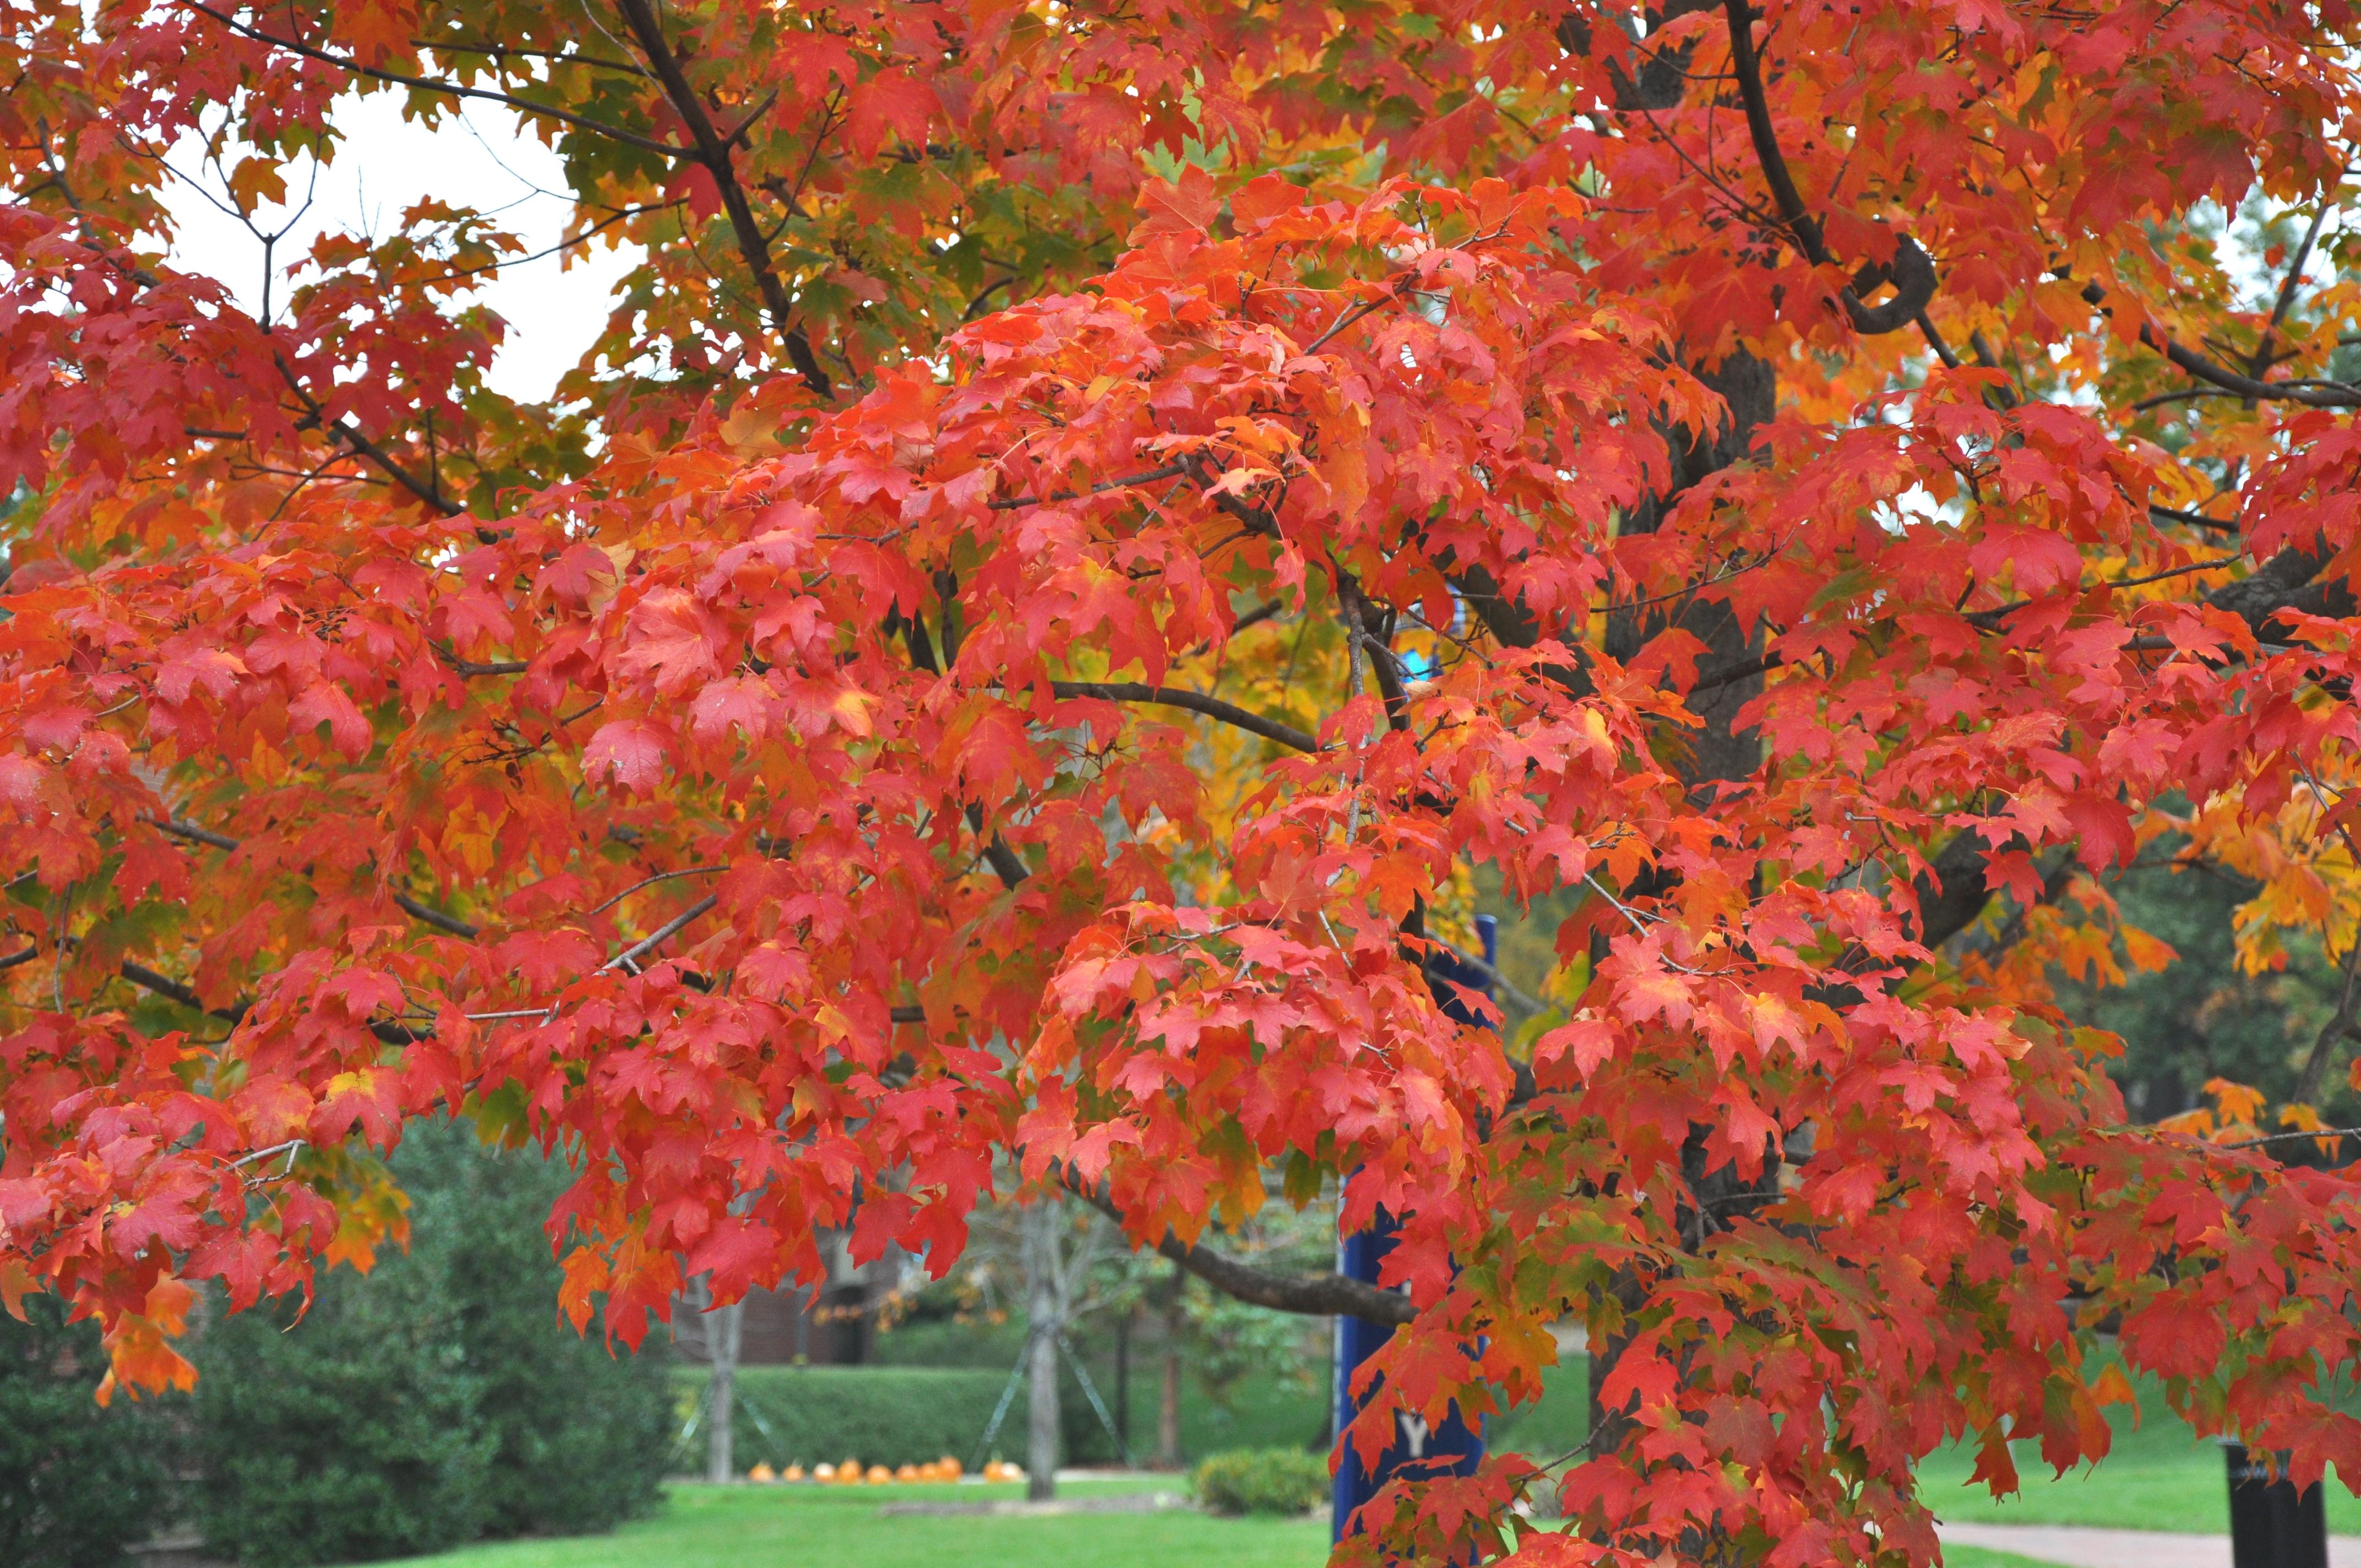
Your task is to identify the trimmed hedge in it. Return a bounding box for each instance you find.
[677,1365,1032,1470]
[873,1315,1330,1463]
[1192,1447,1330,1515]
[678,1343,1584,1477]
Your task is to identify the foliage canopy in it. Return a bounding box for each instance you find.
[4,0,2361,1561]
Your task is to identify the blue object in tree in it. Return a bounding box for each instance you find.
[1331,914,1497,1545]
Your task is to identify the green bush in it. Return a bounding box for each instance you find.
[192,1292,495,1568]
[681,1364,1033,1469]
[0,1297,172,1568]
[1190,1447,1330,1516]
[192,1119,670,1568]
[426,1126,672,1536]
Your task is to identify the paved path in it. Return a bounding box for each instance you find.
[1939,1522,2361,1567]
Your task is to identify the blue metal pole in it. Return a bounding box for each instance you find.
[1331,914,1497,1546]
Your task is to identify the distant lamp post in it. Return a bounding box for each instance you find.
[2225,1441,2328,1568]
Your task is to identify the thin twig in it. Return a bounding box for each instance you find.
[2220,1125,2361,1152]
[987,462,1188,511]
[584,865,728,918]
[153,816,240,852]
[601,894,720,972]
[176,0,693,160]
[391,892,479,940]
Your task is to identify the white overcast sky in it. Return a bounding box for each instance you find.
[150,92,2336,415]
[156,94,641,405]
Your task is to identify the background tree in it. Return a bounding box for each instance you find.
[1018,1199,1070,1498]
[2047,854,2355,1124]
[4,1,2361,1565]
[0,1295,171,1568]
[676,1274,744,1484]
[955,1183,1133,1492]
[187,1118,671,1568]
[942,1177,1333,1468]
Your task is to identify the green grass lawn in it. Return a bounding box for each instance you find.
[1918,1433,2361,1534]
[1485,1354,2361,1539]
[384,1480,2077,1568]
[1915,1365,2361,1535]
[374,1444,2330,1568]
[389,1481,1326,1568]
[394,1356,2361,1568]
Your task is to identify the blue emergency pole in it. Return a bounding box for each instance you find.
[1331,914,1497,1545]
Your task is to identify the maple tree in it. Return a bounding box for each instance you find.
[4,0,2361,1560]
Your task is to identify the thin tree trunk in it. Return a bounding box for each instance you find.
[1115,1308,1131,1455]
[1158,1258,1184,1468]
[1021,1201,1060,1500]
[700,1281,743,1484]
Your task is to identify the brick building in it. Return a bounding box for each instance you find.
[674,1231,902,1365]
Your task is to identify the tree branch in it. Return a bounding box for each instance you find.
[154,815,486,940]
[1338,574,1413,734]
[2139,324,2361,409]
[611,0,832,397]
[1916,546,2355,953]
[1719,0,1934,335]
[151,816,239,852]
[2251,202,2333,379]
[2295,932,2361,1104]
[118,959,246,1022]
[274,354,465,517]
[987,463,1188,511]
[1174,454,1282,539]
[176,1,693,161]
[391,892,480,940]
[414,35,653,79]
[2151,504,2238,533]
[953,803,1029,890]
[2202,544,2353,640]
[600,893,719,972]
[1061,1170,1416,1326]
[1049,682,1319,753]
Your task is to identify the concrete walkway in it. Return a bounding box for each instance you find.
[1938,1522,2361,1567]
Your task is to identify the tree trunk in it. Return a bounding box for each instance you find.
[1585,351,1779,1469]
[1021,1201,1060,1500]
[703,1294,741,1492]
[1157,1259,1184,1468]
[1114,1308,1131,1455]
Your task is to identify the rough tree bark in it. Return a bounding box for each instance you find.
[1158,1257,1185,1468]
[1021,1199,1063,1500]
[688,1276,744,1484]
[1581,349,1781,1467]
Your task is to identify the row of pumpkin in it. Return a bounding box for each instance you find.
[741,1456,1029,1484]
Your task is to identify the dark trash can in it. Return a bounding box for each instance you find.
[2225,1441,2328,1568]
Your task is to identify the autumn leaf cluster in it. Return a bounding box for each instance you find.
[3,0,2361,1562]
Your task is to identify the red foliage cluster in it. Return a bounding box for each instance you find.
[2,0,2359,1559]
